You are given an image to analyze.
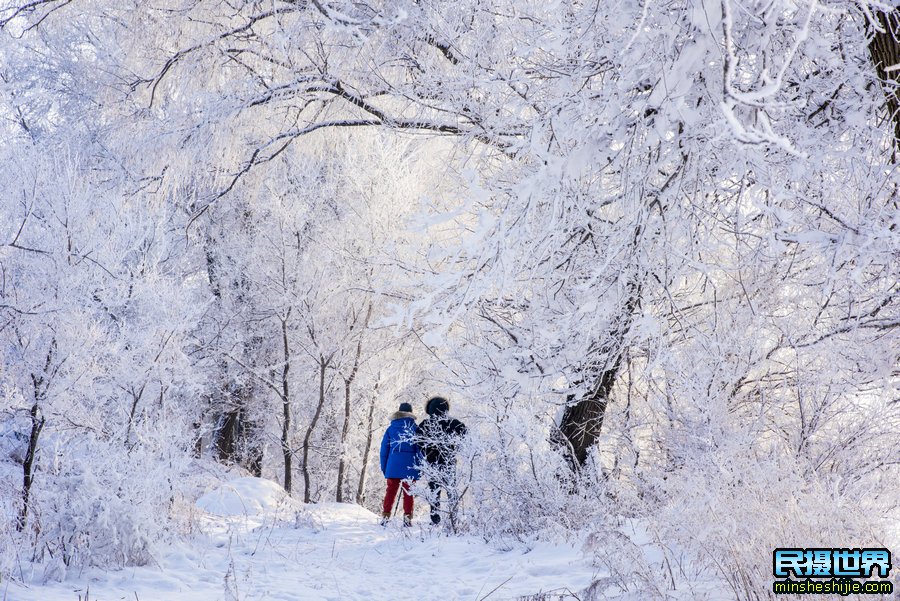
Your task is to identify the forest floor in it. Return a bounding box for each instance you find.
[4,477,605,601]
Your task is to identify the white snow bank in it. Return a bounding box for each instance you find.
[306,500,379,522]
[196,476,297,517]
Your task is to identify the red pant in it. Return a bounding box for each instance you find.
[382,478,414,516]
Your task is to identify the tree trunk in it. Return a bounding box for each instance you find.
[213,389,262,475]
[205,233,263,476]
[214,407,240,462]
[867,8,900,154]
[554,290,639,470]
[243,335,266,478]
[125,384,145,446]
[302,354,331,503]
[356,378,380,504]
[18,400,44,531]
[335,376,352,502]
[280,314,292,494]
[192,419,204,458]
[19,343,56,531]
[206,247,239,464]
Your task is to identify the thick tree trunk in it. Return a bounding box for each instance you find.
[214,407,240,462]
[554,290,639,470]
[867,8,900,153]
[213,389,263,476]
[555,375,615,469]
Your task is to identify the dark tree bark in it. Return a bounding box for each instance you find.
[18,342,55,531]
[214,408,240,461]
[554,374,615,469]
[280,312,292,494]
[867,8,900,154]
[192,419,204,458]
[212,381,263,476]
[205,231,264,476]
[302,353,332,503]
[553,289,639,471]
[18,400,44,531]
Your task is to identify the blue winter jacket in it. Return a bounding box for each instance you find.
[380,413,421,480]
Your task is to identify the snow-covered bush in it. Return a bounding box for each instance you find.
[0,138,206,579]
[29,438,189,573]
[647,445,883,601]
[445,412,584,541]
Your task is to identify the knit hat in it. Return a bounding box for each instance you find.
[425,396,449,416]
[398,402,413,413]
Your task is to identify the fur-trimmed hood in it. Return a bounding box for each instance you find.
[390,410,416,421]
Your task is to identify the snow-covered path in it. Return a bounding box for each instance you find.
[5,478,600,601]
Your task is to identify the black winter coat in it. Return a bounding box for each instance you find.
[417,416,467,466]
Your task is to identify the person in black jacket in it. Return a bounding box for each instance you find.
[417,396,467,525]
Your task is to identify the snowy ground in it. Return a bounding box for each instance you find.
[4,477,603,601]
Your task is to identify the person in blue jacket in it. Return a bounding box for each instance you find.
[379,402,421,526]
